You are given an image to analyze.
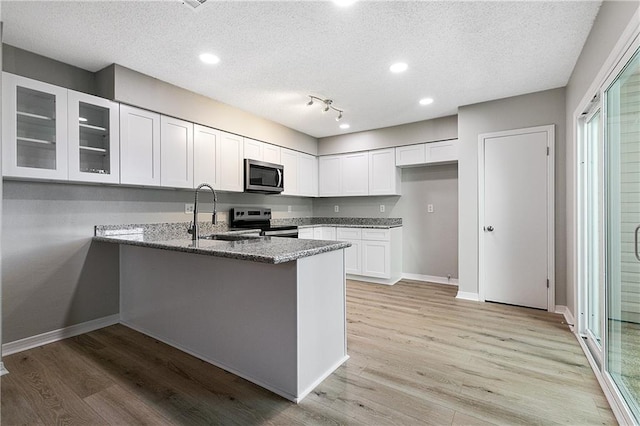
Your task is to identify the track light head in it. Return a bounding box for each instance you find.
[306,95,344,123]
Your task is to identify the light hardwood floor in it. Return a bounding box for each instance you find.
[1,280,616,425]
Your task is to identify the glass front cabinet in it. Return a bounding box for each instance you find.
[67,91,119,183]
[2,73,68,180]
[2,72,120,183]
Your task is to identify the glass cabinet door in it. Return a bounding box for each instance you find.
[68,90,120,183]
[2,72,68,179]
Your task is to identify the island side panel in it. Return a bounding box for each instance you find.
[119,245,299,400]
[296,249,348,398]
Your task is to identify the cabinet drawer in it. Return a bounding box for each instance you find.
[298,228,314,239]
[361,228,390,241]
[337,227,362,240]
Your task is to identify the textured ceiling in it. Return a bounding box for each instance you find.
[1,0,601,138]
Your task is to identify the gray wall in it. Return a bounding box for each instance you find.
[100,64,318,155]
[313,164,459,279]
[2,181,313,343]
[564,1,640,315]
[457,87,567,303]
[3,44,96,95]
[318,115,457,155]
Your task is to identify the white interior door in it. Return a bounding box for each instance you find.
[480,126,553,310]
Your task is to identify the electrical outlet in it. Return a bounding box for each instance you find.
[287,205,292,213]
[334,205,339,213]
[427,204,434,213]
[185,203,195,214]
[380,204,385,213]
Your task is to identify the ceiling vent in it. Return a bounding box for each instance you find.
[183,0,207,10]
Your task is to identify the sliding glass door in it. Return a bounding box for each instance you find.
[605,47,640,421]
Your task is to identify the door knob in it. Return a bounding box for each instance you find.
[485,226,494,232]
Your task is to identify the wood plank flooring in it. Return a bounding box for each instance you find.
[2,280,616,425]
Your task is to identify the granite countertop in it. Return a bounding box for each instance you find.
[93,231,351,264]
[297,223,399,229]
[272,217,402,229]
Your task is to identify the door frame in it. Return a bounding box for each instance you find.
[477,125,556,312]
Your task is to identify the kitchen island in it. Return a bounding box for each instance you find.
[94,224,351,403]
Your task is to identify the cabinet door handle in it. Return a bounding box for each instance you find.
[484,226,494,232]
[635,224,640,262]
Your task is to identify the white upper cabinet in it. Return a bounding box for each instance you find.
[297,152,318,197]
[263,144,281,164]
[193,124,219,187]
[319,149,400,197]
[395,139,458,167]
[395,143,426,167]
[120,105,161,186]
[342,152,369,196]
[160,116,193,189]
[2,73,69,180]
[319,155,342,196]
[280,148,299,196]
[368,148,401,196]
[68,90,120,183]
[244,138,281,164]
[425,139,458,164]
[243,138,263,161]
[218,131,244,192]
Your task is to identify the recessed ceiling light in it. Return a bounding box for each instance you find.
[389,62,408,73]
[333,0,356,6]
[199,53,220,65]
[339,123,350,130]
[419,98,434,105]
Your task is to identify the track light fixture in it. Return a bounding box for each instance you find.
[306,95,344,121]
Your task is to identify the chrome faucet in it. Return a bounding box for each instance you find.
[188,183,217,240]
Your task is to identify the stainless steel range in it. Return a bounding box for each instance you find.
[230,207,298,238]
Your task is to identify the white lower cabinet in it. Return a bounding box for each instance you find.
[303,226,403,284]
[361,240,390,278]
[298,228,314,239]
[344,239,362,275]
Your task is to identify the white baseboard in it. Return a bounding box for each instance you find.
[346,274,401,285]
[455,291,480,301]
[2,314,120,356]
[401,273,458,286]
[554,305,575,330]
[0,362,8,376]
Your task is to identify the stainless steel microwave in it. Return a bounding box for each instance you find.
[244,159,284,194]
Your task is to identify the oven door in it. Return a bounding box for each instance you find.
[245,159,284,193]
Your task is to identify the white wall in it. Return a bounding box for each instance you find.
[564,0,640,315]
[457,88,566,302]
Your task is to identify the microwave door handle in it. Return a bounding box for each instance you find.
[277,169,282,188]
